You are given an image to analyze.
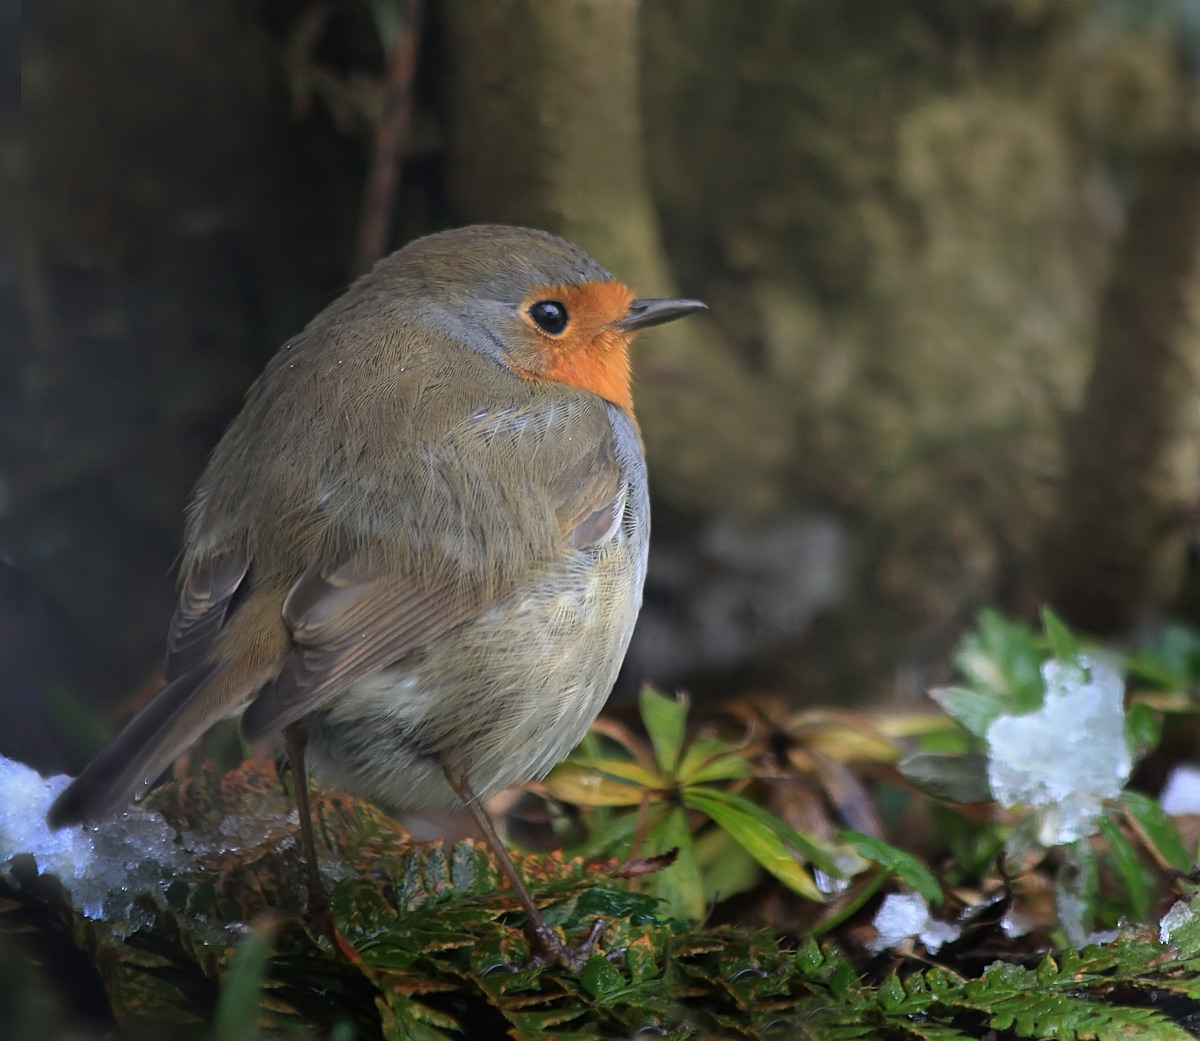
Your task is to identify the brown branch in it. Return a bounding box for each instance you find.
[352,0,422,278]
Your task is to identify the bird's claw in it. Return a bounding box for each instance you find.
[526,916,605,972]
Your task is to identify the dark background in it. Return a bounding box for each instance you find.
[4,0,1200,774]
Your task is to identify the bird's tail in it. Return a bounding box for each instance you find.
[47,662,227,829]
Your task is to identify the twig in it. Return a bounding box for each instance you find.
[352,0,423,277]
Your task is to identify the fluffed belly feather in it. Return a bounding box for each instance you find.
[303,543,640,812]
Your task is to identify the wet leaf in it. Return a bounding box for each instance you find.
[841,831,943,905]
[684,787,824,901]
[376,988,460,1041]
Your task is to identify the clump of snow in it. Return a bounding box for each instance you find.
[1160,765,1200,816]
[0,754,323,935]
[869,892,961,954]
[1160,899,1197,945]
[986,655,1130,846]
[0,755,190,925]
[0,762,85,884]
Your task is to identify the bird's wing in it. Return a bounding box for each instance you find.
[164,548,250,680]
[47,386,626,826]
[239,394,625,742]
[551,432,623,549]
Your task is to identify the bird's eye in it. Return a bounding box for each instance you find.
[528,300,569,335]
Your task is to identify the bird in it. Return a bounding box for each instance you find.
[46,224,706,969]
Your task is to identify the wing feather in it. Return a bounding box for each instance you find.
[164,549,250,680]
[241,398,627,742]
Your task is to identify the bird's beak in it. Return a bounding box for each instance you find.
[614,297,708,332]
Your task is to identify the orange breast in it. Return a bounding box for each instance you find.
[518,281,637,414]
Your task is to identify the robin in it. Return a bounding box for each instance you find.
[47,224,706,969]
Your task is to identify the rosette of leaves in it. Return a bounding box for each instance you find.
[543,688,941,924]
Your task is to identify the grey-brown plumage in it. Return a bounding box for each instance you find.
[45,225,705,967]
[48,225,704,822]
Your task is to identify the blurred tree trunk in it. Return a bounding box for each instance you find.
[443,0,789,516]
[1038,144,1200,634]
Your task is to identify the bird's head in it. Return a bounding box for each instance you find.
[358,225,706,413]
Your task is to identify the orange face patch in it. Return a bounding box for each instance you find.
[517,281,638,413]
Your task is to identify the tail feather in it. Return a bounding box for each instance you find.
[47,662,223,829]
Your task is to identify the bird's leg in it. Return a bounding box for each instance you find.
[442,762,603,972]
[284,723,329,917]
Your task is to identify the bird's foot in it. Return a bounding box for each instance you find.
[525,916,605,972]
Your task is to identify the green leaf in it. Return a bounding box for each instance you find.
[808,870,888,937]
[929,803,1006,883]
[676,735,756,784]
[683,787,824,901]
[1126,623,1200,690]
[928,687,1007,739]
[1161,895,1200,958]
[213,920,277,1041]
[639,687,689,776]
[569,807,642,861]
[954,610,1044,715]
[842,830,943,905]
[1097,814,1151,922]
[1040,607,1079,664]
[876,972,907,1012]
[543,762,650,806]
[579,953,625,998]
[377,990,460,1041]
[685,754,757,785]
[566,757,664,788]
[829,958,858,1001]
[1120,790,1191,872]
[623,934,659,983]
[646,806,705,920]
[898,752,993,803]
[694,788,841,873]
[694,826,762,904]
[569,888,661,926]
[1124,701,1162,758]
[794,939,824,974]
